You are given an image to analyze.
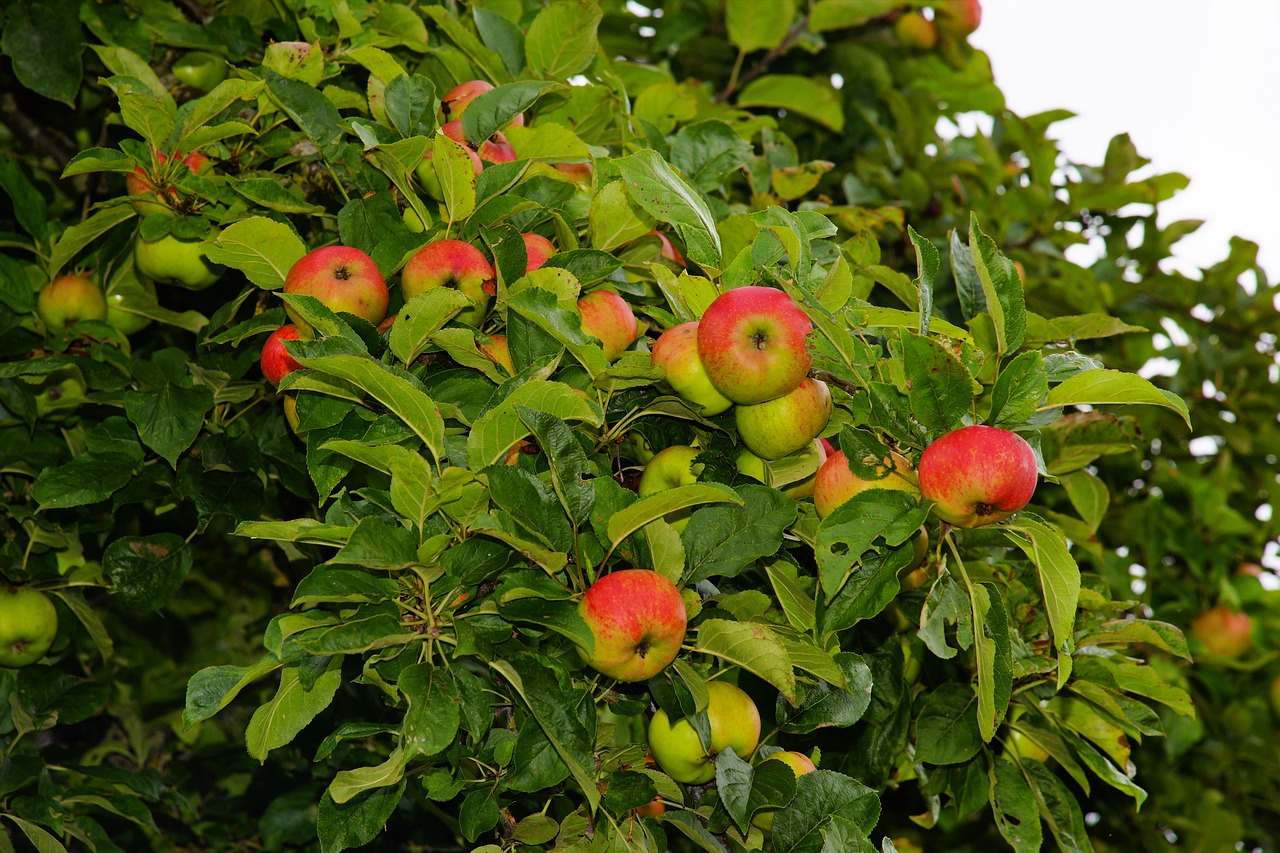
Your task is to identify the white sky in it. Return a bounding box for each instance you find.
[969,0,1280,279]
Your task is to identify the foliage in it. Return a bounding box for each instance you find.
[0,0,1276,851]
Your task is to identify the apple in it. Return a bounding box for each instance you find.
[134,232,223,290]
[441,119,469,146]
[1190,606,1253,659]
[0,587,59,668]
[171,51,227,91]
[105,278,157,335]
[917,425,1038,528]
[126,150,210,217]
[647,680,761,785]
[555,162,593,186]
[443,79,494,118]
[37,274,107,329]
[1008,729,1050,763]
[479,333,515,375]
[402,239,495,328]
[697,286,813,405]
[622,431,657,465]
[894,12,938,49]
[478,131,518,165]
[735,378,831,460]
[577,569,686,681]
[737,443,824,499]
[578,289,639,361]
[814,449,919,519]
[935,0,981,37]
[416,145,483,199]
[36,374,87,422]
[261,325,305,386]
[650,322,733,416]
[751,751,817,831]
[633,799,665,819]
[638,445,700,532]
[283,394,300,433]
[283,245,389,332]
[522,233,556,274]
[650,230,686,267]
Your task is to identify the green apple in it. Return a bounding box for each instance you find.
[917,425,1038,527]
[1008,729,1050,763]
[105,278,158,335]
[0,587,59,668]
[894,11,937,49]
[814,449,918,519]
[735,378,831,460]
[751,751,817,831]
[36,372,88,422]
[648,680,761,784]
[651,322,733,416]
[577,569,687,681]
[171,51,227,91]
[737,440,825,499]
[638,445,701,532]
[135,232,223,290]
[37,274,107,329]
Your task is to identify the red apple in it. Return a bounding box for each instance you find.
[1190,606,1253,659]
[440,119,468,146]
[478,131,517,164]
[260,324,305,386]
[697,286,813,405]
[935,0,981,37]
[283,245,389,333]
[650,322,733,416]
[555,162,593,186]
[895,11,938,49]
[917,425,1037,527]
[522,233,556,274]
[577,569,687,682]
[443,79,494,119]
[814,449,919,519]
[751,751,817,831]
[650,230,686,267]
[735,378,831,460]
[37,274,107,329]
[818,438,835,458]
[578,289,639,361]
[126,150,210,217]
[402,239,495,327]
[648,681,761,784]
[479,333,515,375]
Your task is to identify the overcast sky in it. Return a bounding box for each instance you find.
[969,0,1280,281]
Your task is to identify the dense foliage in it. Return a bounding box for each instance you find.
[1,0,1277,851]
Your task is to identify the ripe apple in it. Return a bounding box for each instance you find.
[522,233,556,274]
[651,322,733,416]
[579,289,639,361]
[1008,729,1050,763]
[697,286,813,405]
[37,274,107,329]
[633,799,665,819]
[416,146,483,199]
[0,587,59,668]
[894,11,938,49]
[134,232,223,290]
[441,119,469,146]
[402,239,495,327]
[479,132,518,164]
[917,425,1038,527]
[577,569,687,682]
[735,378,831,460]
[648,680,761,785]
[479,333,515,375]
[171,51,227,91]
[261,325,305,386]
[105,278,157,335]
[555,162,593,186]
[638,445,700,531]
[751,751,817,831]
[1190,606,1253,659]
[126,150,210,217]
[935,0,981,36]
[650,230,686,267]
[814,449,919,519]
[443,79,494,118]
[283,245,389,332]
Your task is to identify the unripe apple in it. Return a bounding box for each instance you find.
[894,11,937,49]
[35,373,87,422]
[261,324,305,386]
[443,79,494,119]
[522,233,556,274]
[105,278,157,335]
[578,289,639,361]
[814,449,919,519]
[735,379,831,460]
[638,445,700,531]
[1190,606,1253,659]
[416,145,483,199]
[651,322,733,416]
[283,394,300,433]
[577,569,687,682]
[284,245,388,333]
[171,51,227,91]
[935,0,982,37]
[402,239,495,327]
[1007,729,1050,763]
[648,681,761,784]
[134,231,223,290]
[751,751,817,831]
[697,286,813,405]
[478,334,515,376]
[917,425,1038,527]
[0,587,59,668]
[37,274,107,329]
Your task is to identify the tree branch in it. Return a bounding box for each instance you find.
[714,15,810,105]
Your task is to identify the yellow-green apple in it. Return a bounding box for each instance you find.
[443,79,493,118]
[35,372,87,422]
[37,274,107,329]
[751,751,817,831]
[1190,606,1253,658]
[105,278,157,335]
[814,449,919,519]
[283,394,300,433]
[479,131,517,164]
[283,245,388,332]
[894,11,937,49]
[579,289,639,361]
[577,569,687,681]
[478,333,515,375]
[638,445,701,532]
[0,587,59,668]
[402,239,495,327]
[126,150,210,217]
[403,206,427,233]
[735,378,831,460]
[650,230,686,267]
[935,0,981,36]
[261,325,305,386]
[522,233,556,274]
[737,440,826,499]
[416,145,483,199]
[1007,729,1050,763]
[648,681,761,784]
[651,322,733,416]
[697,286,812,405]
[622,431,656,465]
[917,425,1037,527]
[171,51,227,91]
[134,231,222,290]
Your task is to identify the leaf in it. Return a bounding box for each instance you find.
[183,659,283,727]
[1059,468,1109,532]
[383,74,437,139]
[908,226,938,336]
[48,205,136,279]
[716,749,797,835]
[524,0,603,79]
[1,0,82,106]
[809,0,898,31]
[771,770,880,853]
[726,0,796,51]
[738,75,845,132]
[969,213,1026,356]
[1004,517,1081,688]
[671,120,754,193]
[0,155,48,241]
[913,683,982,766]
[331,518,419,570]
[589,180,655,252]
[246,658,343,762]
[328,748,406,804]
[683,484,796,584]
[990,351,1048,428]
[202,216,307,291]
[103,534,193,611]
[775,652,873,734]
[767,560,816,632]
[1044,368,1191,427]
[613,150,722,270]
[431,131,479,225]
[816,491,930,597]
[263,68,346,163]
[474,7,526,76]
[901,332,972,437]
[32,452,139,509]
[316,781,407,853]
[991,758,1044,853]
[2,815,68,853]
[467,380,603,469]
[462,81,557,145]
[125,381,215,469]
[507,285,610,377]
[693,619,795,702]
[971,583,1013,742]
[607,483,742,547]
[1024,759,1096,853]
[400,664,461,761]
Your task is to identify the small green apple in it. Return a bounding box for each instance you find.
[648,680,761,784]
[135,232,222,290]
[0,587,59,668]
[638,445,701,531]
[1008,728,1050,763]
[171,51,228,91]
[105,278,158,335]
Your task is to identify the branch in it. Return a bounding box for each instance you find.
[714,15,810,105]
[0,93,77,168]
[809,368,862,397]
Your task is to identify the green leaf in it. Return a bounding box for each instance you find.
[507,285,610,377]
[1076,618,1188,659]
[524,0,603,79]
[607,483,742,548]
[1044,368,1191,427]
[518,407,596,525]
[901,332,972,437]
[671,120,754,193]
[990,351,1048,428]
[202,216,307,291]
[387,289,474,366]
[48,205,136,279]
[991,758,1044,853]
[462,81,557,145]
[183,659,283,727]
[1024,761,1095,853]
[0,155,48,242]
[913,683,982,766]
[775,652,873,734]
[816,491,929,597]
[908,226,938,336]
[725,0,796,52]
[683,484,796,584]
[474,7,526,76]
[316,781,407,853]
[289,612,413,657]
[2,815,68,853]
[400,664,461,761]
[124,382,215,469]
[693,619,795,703]
[263,68,346,163]
[971,583,1013,742]
[969,213,1027,356]
[716,749,797,835]
[329,748,406,804]
[229,178,325,215]
[1004,517,1081,688]
[589,180,655,252]
[738,75,845,132]
[383,74,437,139]
[613,150,722,270]
[431,131,479,225]
[1,0,82,106]
[246,658,343,762]
[467,380,603,469]
[771,770,880,853]
[1059,468,1109,532]
[331,518,419,571]
[32,451,140,509]
[916,574,973,660]
[767,560,816,632]
[103,534,193,611]
[808,0,898,31]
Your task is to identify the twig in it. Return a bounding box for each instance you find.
[714,15,811,104]
[809,368,862,397]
